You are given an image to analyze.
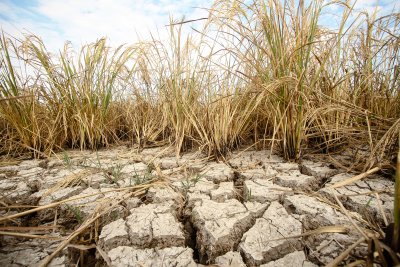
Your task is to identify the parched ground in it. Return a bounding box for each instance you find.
[0,146,395,266]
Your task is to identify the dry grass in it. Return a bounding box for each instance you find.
[0,1,398,164]
[1,3,399,263]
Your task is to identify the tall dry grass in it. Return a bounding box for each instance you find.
[206,0,399,161]
[0,0,399,165]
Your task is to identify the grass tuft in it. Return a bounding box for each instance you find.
[0,0,398,165]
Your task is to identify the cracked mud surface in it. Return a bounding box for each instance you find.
[0,146,395,266]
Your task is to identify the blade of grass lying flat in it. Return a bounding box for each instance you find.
[0,205,39,209]
[0,231,65,240]
[326,237,366,267]
[96,245,111,266]
[0,181,162,223]
[346,260,366,267]
[331,189,369,240]
[0,226,60,231]
[38,188,144,267]
[67,244,96,250]
[262,225,349,242]
[43,169,95,197]
[374,192,389,227]
[329,167,380,189]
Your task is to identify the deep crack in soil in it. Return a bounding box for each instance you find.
[0,146,395,266]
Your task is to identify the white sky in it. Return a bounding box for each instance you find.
[0,0,211,52]
[0,0,398,53]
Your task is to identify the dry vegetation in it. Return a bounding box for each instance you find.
[0,0,399,165]
[1,1,400,265]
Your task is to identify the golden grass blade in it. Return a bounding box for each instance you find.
[67,244,96,250]
[331,189,369,240]
[0,226,60,231]
[0,231,65,240]
[43,169,95,197]
[326,237,366,267]
[38,190,139,267]
[374,192,389,227]
[264,225,349,242]
[329,167,380,189]
[0,182,162,223]
[96,245,112,266]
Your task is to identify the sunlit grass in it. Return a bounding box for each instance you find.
[0,0,398,166]
[0,1,399,263]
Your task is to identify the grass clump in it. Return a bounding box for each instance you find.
[0,2,399,265]
[0,0,398,168]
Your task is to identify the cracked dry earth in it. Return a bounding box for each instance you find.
[0,146,395,266]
